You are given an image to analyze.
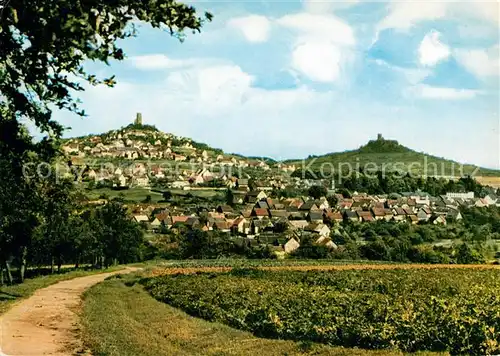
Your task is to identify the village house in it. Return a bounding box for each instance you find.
[325,210,343,224]
[407,214,419,224]
[446,192,474,199]
[288,220,309,230]
[392,207,406,221]
[371,207,386,221]
[170,180,189,189]
[357,211,374,222]
[133,214,149,224]
[217,205,234,215]
[245,191,267,204]
[212,221,231,232]
[252,208,269,219]
[416,208,431,222]
[284,238,300,253]
[232,217,250,235]
[308,211,324,223]
[305,223,331,237]
[236,178,249,191]
[315,235,338,249]
[114,174,128,187]
[62,143,80,154]
[133,176,149,187]
[343,210,358,222]
[430,215,447,225]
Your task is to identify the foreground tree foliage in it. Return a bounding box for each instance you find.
[0,0,211,283]
[1,0,211,135]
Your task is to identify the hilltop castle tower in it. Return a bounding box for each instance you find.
[377,133,383,140]
[134,112,143,126]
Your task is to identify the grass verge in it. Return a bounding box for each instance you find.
[81,274,444,356]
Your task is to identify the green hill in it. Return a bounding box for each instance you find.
[286,136,500,177]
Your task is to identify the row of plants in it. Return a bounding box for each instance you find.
[142,268,500,355]
[156,258,396,269]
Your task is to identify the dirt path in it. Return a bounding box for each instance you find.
[0,267,140,356]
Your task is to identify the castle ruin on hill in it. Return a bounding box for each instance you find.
[134,112,143,126]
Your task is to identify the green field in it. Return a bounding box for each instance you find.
[142,267,500,355]
[83,187,164,202]
[82,273,441,356]
[82,186,221,202]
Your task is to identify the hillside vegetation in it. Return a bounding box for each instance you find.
[287,137,499,177]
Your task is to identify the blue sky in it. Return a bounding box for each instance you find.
[54,0,500,168]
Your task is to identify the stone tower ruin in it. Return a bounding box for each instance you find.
[135,112,143,126]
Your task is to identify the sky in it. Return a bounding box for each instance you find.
[54,0,500,168]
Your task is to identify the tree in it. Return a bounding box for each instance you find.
[179,230,234,259]
[338,188,352,198]
[1,1,212,141]
[38,177,76,273]
[273,220,288,233]
[292,233,330,259]
[0,128,51,282]
[326,195,338,207]
[456,243,485,264]
[225,189,234,206]
[162,190,173,201]
[359,239,391,261]
[0,0,211,283]
[308,185,327,200]
[95,201,145,266]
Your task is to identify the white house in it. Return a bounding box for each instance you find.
[133,215,149,223]
[446,192,474,199]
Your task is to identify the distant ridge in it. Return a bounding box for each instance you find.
[64,121,500,178]
[286,134,500,177]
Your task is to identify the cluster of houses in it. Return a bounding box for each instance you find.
[130,187,500,254]
[61,118,290,172]
[79,163,292,190]
[63,128,180,160]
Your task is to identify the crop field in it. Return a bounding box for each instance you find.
[142,267,500,355]
[83,275,425,356]
[475,176,500,188]
[83,187,164,202]
[149,259,500,276]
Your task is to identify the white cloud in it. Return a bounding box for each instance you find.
[129,54,225,70]
[291,40,342,82]
[277,13,355,46]
[227,15,271,43]
[377,1,499,35]
[163,65,254,115]
[377,2,447,33]
[409,85,480,100]
[276,13,355,83]
[450,2,500,28]
[418,30,450,67]
[129,54,191,70]
[455,46,500,77]
[373,59,431,84]
[302,0,360,14]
